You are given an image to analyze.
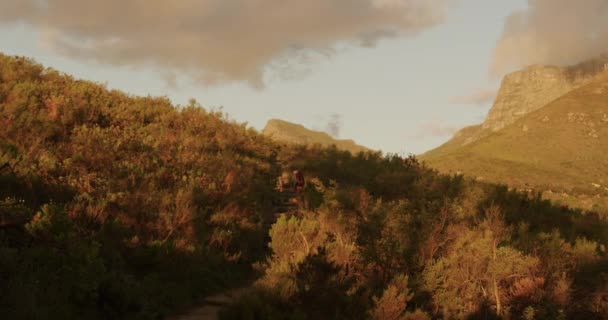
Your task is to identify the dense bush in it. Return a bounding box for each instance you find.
[226,150,608,319]
[0,54,278,319]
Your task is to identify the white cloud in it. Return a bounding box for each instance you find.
[0,0,448,88]
[416,121,459,137]
[492,0,608,76]
[449,88,497,106]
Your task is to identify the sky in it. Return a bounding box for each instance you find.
[0,0,606,155]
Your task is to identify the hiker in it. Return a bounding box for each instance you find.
[277,175,285,192]
[293,170,305,192]
[276,171,291,192]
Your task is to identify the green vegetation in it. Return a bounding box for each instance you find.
[0,54,278,319]
[1,54,607,319]
[422,71,608,212]
[222,147,608,320]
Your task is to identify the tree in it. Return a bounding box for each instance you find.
[369,274,413,320]
[422,208,539,318]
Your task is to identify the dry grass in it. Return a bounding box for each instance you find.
[422,71,608,209]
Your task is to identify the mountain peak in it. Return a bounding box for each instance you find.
[422,64,608,209]
[484,57,608,133]
[423,56,608,159]
[263,119,371,154]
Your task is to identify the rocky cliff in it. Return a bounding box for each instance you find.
[423,56,608,158]
[484,57,608,132]
[421,68,608,212]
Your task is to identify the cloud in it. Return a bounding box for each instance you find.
[325,113,343,138]
[449,88,497,106]
[0,0,448,87]
[416,122,459,138]
[492,0,608,76]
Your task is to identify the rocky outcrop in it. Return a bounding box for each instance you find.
[483,57,608,132]
[263,119,371,154]
[425,56,608,157]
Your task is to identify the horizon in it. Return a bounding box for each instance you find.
[1,0,606,154]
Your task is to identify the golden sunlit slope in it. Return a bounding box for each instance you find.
[422,70,608,198]
[424,57,608,160]
[263,119,371,154]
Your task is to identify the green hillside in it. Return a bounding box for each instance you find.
[424,58,608,161]
[422,124,483,158]
[422,70,608,209]
[263,118,371,154]
[1,54,607,320]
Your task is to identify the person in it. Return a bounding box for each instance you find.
[293,170,305,192]
[277,176,283,192]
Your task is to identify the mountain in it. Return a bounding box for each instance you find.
[422,64,608,209]
[424,56,608,158]
[263,118,371,154]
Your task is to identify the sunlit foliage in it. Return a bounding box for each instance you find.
[1,54,607,319]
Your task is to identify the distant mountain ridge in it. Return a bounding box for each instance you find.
[263,119,371,154]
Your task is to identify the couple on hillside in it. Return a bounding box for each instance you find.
[277,170,305,193]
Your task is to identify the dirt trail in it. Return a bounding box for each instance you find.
[171,288,247,320]
[174,168,300,320]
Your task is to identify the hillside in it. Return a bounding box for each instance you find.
[263,118,371,154]
[425,57,608,158]
[1,54,607,320]
[423,69,608,209]
[0,54,282,319]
